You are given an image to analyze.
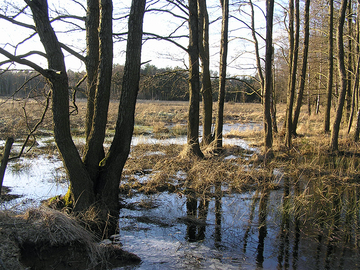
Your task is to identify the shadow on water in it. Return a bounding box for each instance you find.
[118,173,360,269]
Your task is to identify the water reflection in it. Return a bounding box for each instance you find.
[185,194,209,242]
[117,176,360,269]
[2,137,360,269]
[256,189,268,269]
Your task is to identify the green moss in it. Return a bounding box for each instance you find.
[63,188,73,208]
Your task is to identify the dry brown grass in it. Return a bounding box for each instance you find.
[0,207,140,269]
[121,142,279,197]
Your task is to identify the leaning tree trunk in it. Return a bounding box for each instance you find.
[198,0,213,146]
[215,0,229,150]
[26,0,95,211]
[324,0,334,133]
[186,0,204,157]
[330,0,348,151]
[292,0,310,136]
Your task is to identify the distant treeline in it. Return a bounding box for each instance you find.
[0,64,260,103]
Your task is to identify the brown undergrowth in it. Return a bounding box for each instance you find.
[121,142,280,198]
[0,208,140,270]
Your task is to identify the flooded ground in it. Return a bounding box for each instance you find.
[1,123,360,269]
[117,187,360,269]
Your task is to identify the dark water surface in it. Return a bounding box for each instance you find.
[116,186,360,269]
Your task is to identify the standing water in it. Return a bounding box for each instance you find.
[1,125,359,269]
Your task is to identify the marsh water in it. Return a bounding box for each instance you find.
[1,123,360,269]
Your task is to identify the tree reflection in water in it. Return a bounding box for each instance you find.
[119,175,360,269]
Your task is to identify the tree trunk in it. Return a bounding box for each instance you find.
[96,0,146,226]
[85,0,99,140]
[348,0,360,134]
[83,0,113,184]
[324,0,334,133]
[26,0,96,211]
[354,109,360,141]
[285,0,300,148]
[0,137,14,195]
[250,0,264,90]
[346,0,353,123]
[264,0,275,150]
[198,0,213,146]
[186,0,204,157]
[348,53,360,133]
[330,0,348,151]
[271,63,278,133]
[292,0,310,136]
[215,0,229,150]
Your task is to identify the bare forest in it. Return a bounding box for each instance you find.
[1,0,360,269]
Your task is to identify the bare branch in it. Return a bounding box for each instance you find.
[146,8,188,20]
[143,32,188,52]
[59,42,86,62]
[9,91,51,161]
[70,0,86,12]
[0,51,47,66]
[0,48,46,76]
[51,15,85,22]
[0,14,35,30]
[70,73,87,115]
[166,0,188,16]
[230,15,266,42]
[9,73,42,99]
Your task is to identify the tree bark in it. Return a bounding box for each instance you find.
[346,0,353,123]
[352,1,360,139]
[26,0,95,210]
[97,0,146,220]
[186,0,204,157]
[324,0,334,133]
[85,0,99,140]
[83,0,113,183]
[264,0,275,150]
[285,0,300,148]
[292,0,311,136]
[330,0,348,151]
[198,0,213,146]
[0,137,14,195]
[215,0,229,150]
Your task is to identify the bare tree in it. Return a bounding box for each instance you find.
[0,0,146,235]
[186,0,204,157]
[198,0,213,146]
[292,0,311,136]
[264,0,275,151]
[330,0,348,151]
[285,0,300,148]
[324,0,334,133]
[214,0,229,150]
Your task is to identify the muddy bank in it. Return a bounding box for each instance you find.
[0,208,140,270]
